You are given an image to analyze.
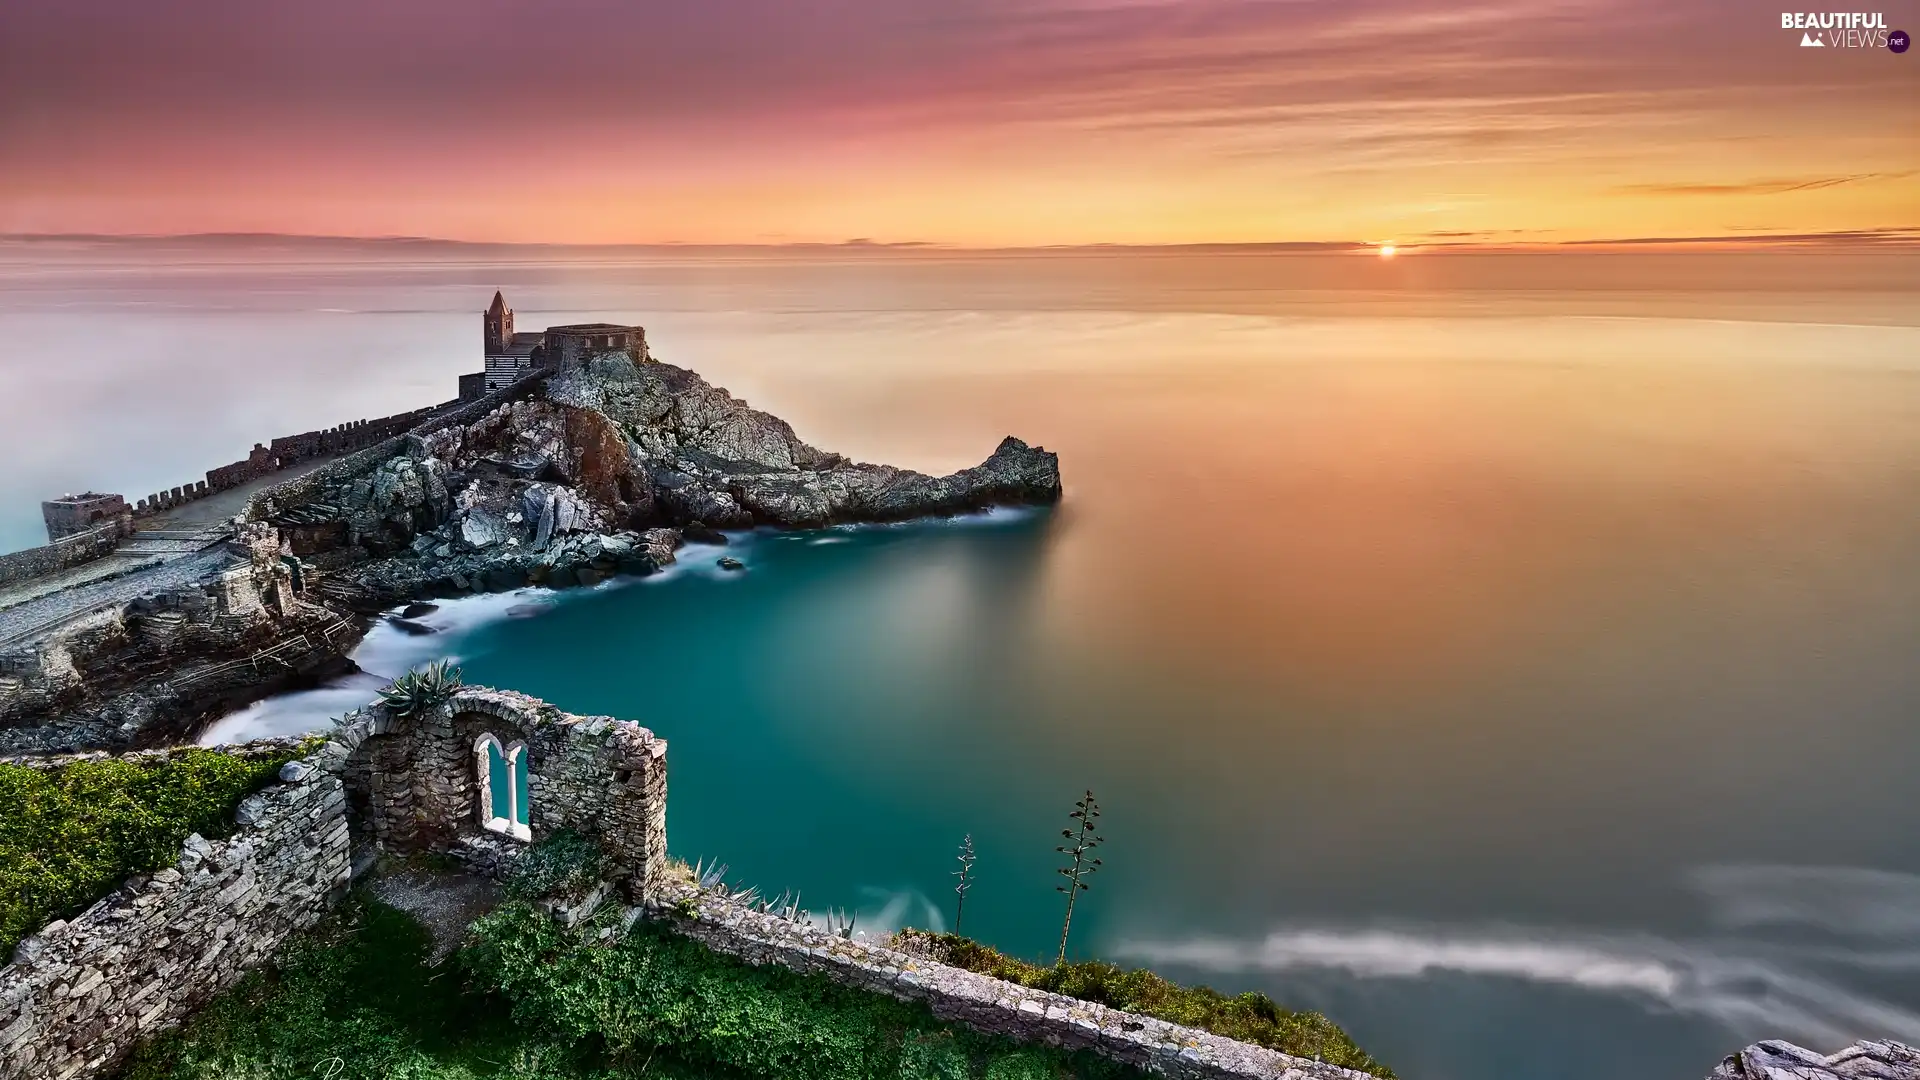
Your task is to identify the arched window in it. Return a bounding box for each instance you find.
[473,733,532,841]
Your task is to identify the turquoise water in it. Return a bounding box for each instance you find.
[20,247,1920,1080]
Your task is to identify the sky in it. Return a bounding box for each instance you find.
[0,0,1915,247]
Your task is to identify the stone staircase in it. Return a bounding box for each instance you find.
[116,525,232,558]
[138,611,187,645]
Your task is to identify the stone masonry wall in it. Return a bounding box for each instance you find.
[134,404,447,516]
[0,749,351,1080]
[322,687,667,900]
[0,523,132,590]
[245,369,554,526]
[646,881,1373,1080]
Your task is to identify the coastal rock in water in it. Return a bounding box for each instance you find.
[717,556,744,571]
[549,353,1062,527]
[1709,1040,1920,1079]
[298,346,1058,601]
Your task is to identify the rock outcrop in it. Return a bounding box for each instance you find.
[1709,1040,1920,1079]
[278,351,1060,605]
[549,354,1061,528]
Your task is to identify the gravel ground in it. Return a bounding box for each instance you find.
[364,868,501,963]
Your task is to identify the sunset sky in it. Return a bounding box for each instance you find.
[1,0,1914,247]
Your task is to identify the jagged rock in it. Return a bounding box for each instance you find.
[681,522,728,545]
[553,354,1058,527]
[458,506,512,549]
[1709,1040,1920,1079]
[318,349,1057,601]
[717,557,744,572]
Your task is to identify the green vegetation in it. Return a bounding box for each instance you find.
[894,932,1395,1079]
[502,828,609,902]
[125,893,1145,1080]
[123,893,717,1080]
[465,902,1140,1080]
[377,659,464,719]
[0,745,304,958]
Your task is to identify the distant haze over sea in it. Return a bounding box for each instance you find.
[7,241,1920,1080]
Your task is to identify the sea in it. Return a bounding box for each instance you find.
[4,240,1918,1080]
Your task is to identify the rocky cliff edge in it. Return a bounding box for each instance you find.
[284,352,1061,603]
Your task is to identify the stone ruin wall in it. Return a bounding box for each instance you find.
[0,744,351,1080]
[325,687,668,900]
[642,881,1374,1080]
[0,524,133,590]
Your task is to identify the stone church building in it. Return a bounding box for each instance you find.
[469,291,649,397]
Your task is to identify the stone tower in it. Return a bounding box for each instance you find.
[483,291,514,356]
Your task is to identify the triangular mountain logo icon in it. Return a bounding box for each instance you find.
[1800,31,1824,45]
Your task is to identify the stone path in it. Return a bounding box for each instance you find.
[0,454,352,651]
[0,548,233,652]
[136,453,347,533]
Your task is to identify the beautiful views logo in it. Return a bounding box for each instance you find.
[1780,11,1905,48]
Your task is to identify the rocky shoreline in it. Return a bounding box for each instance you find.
[271,353,1062,610]
[0,350,1061,746]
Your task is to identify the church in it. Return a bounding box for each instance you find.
[461,291,649,398]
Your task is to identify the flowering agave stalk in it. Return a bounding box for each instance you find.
[952,834,976,936]
[376,660,463,718]
[1054,789,1104,965]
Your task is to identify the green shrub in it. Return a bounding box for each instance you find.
[503,829,609,902]
[126,895,1138,1080]
[895,933,1394,1079]
[0,746,301,958]
[122,893,717,1080]
[462,903,1143,1080]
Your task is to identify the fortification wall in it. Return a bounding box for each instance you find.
[0,523,131,590]
[0,750,351,1080]
[243,368,552,524]
[133,404,448,517]
[647,884,1372,1080]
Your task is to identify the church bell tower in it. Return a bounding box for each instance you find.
[483,290,514,356]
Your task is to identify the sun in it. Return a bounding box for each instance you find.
[1378,243,1397,258]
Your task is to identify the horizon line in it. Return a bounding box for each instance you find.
[3,228,1918,254]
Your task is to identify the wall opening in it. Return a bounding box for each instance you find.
[474,733,532,841]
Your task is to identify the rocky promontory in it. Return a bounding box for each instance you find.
[263,353,1061,607]
[1709,1039,1920,1079]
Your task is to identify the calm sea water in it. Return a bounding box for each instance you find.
[11,244,1920,1080]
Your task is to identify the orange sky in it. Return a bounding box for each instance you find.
[0,0,1915,246]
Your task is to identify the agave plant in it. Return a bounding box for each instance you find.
[692,857,730,892]
[377,660,463,718]
[822,907,858,940]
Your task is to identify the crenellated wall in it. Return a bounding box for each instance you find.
[243,367,553,527]
[132,405,448,517]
